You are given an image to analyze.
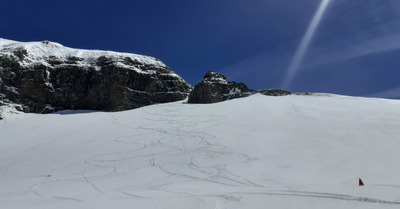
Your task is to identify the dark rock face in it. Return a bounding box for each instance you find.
[188,72,292,104]
[188,71,253,103]
[0,39,192,113]
[258,89,291,96]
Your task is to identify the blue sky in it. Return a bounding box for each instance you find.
[1,0,400,98]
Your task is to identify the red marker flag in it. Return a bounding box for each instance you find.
[359,178,364,186]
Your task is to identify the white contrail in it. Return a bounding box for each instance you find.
[282,0,331,89]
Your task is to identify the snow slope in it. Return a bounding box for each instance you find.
[0,94,400,208]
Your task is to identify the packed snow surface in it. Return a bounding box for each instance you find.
[0,94,400,208]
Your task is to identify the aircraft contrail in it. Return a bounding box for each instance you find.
[282,0,331,89]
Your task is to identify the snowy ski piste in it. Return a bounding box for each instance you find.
[1,94,400,209]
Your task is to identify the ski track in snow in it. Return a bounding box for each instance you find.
[19,100,400,208]
[29,103,260,206]
[31,178,86,202]
[141,105,262,187]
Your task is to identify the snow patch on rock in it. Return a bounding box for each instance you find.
[0,38,167,75]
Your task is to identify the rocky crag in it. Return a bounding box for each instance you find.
[188,71,253,103]
[0,38,192,113]
[188,71,291,103]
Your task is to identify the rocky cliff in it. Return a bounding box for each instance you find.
[0,38,192,113]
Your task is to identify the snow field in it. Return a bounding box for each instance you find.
[0,94,400,208]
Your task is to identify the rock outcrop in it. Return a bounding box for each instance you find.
[188,72,292,104]
[188,71,253,103]
[0,38,192,113]
[258,89,291,96]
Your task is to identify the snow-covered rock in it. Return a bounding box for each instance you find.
[0,38,192,113]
